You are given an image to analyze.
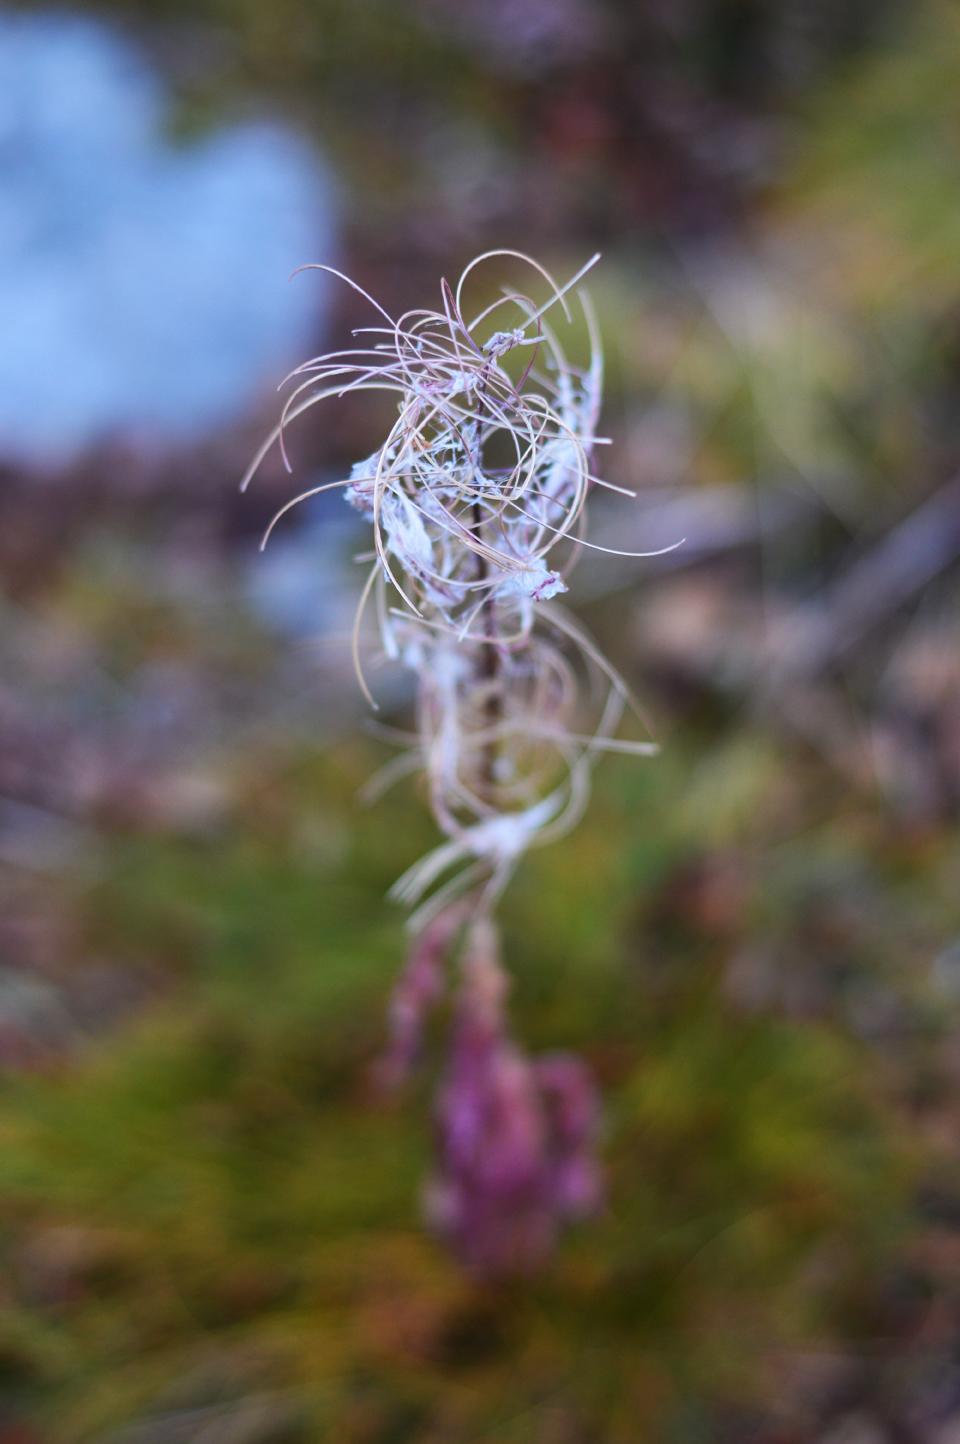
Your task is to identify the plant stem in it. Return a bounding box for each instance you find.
[472,497,500,800]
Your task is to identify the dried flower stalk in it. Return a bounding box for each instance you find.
[246,251,671,1273]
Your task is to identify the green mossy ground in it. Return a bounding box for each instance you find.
[1,728,928,1440]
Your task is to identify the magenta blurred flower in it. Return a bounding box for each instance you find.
[423,920,602,1277]
[373,904,464,1090]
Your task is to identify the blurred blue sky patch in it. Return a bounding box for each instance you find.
[0,9,335,463]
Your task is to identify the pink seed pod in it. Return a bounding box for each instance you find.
[426,918,603,1277]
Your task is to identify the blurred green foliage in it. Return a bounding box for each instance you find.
[1,709,937,1439]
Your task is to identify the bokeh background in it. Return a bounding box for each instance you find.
[2,1,960,1439]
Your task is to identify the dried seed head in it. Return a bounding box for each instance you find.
[245,252,668,1274]
[247,251,668,921]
